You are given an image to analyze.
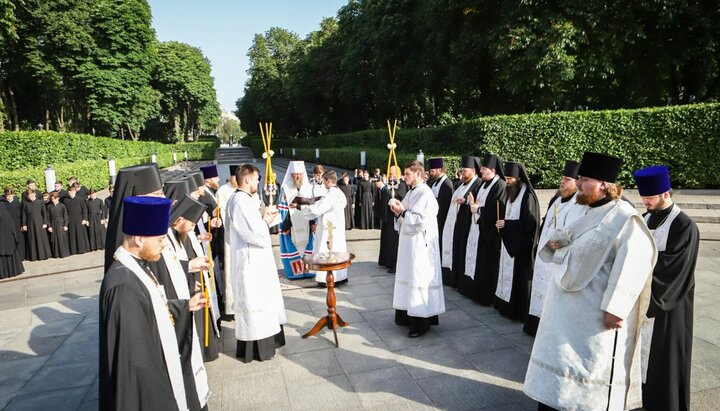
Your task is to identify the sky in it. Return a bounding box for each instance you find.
[148,0,347,112]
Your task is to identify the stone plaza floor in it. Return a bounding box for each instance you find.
[1,228,719,410]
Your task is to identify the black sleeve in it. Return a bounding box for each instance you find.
[647,215,700,317]
[501,191,540,258]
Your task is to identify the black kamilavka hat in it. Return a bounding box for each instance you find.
[577,152,623,183]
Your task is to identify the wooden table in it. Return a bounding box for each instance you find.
[302,252,355,347]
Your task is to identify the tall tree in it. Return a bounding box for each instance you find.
[151,41,220,142]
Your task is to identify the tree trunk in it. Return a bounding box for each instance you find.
[173,112,180,142]
[45,109,50,130]
[8,86,19,131]
[57,105,65,132]
[127,124,137,141]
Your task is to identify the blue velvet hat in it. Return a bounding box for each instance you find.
[122,196,171,236]
[200,164,218,179]
[633,165,671,196]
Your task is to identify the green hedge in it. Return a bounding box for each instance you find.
[244,103,720,188]
[0,131,219,191]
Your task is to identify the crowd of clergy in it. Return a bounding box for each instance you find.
[91,146,697,411]
[0,177,109,279]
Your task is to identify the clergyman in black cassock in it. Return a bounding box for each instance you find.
[169,195,221,362]
[63,187,91,255]
[459,154,506,304]
[376,167,408,271]
[100,196,209,411]
[494,161,540,321]
[104,163,163,270]
[440,155,483,287]
[0,199,24,279]
[337,175,354,229]
[355,172,375,229]
[21,190,51,261]
[47,194,70,258]
[2,190,24,260]
[87,190,106,250]
[198,164,225,307]
[428,158,454,255]
[634,165,699,411]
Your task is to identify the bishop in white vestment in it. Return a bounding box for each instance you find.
[390,160,445,337]
[226,164,287,362]
[524,152,657,411]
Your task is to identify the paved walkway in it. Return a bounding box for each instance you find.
[1,227,719,410]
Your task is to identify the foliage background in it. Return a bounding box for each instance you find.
[244,103,720,188]
[0,131,218,191]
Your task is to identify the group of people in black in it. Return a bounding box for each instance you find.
[0,177,112,279]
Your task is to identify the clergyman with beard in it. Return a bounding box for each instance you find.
[524,151,657,411]
[100,196,209,410]
[524,160,586,336]
[494,161,540,322]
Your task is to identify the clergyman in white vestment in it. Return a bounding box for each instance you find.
[524,152,657,411]
[226,164,287,363]
[390,160,445,338]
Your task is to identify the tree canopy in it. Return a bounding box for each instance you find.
[0,0,221,141]
[236,0,720,137]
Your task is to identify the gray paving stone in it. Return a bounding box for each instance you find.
[220,369,291,410]
[694,316,720,346]
[415,370,520,411]
[45,333,98,366]
[691,387,720,411]
[439,325,515,355]
[333,319,382,347]
[76,399,98,411]
[466,347,531,384]
[281,347,345,378]
[395,343,474,379]
[19,358,97,395]
[432,308,485,332]
[25,277,65,298]
[348,293,394,312]
[310,305,364,324]
[691,338,720,392]
[334,340,398,374]
[346,365,435,409]
[285,373,363,411]
[337,282,389,299]
[0,355,48,385]
[0,382,25,410]
[5,386,87,411]
[0,334,66,361]
[503,331,537,354]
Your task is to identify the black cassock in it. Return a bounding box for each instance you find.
[21,198,51,261]
[643,205,699,411]
[75,186,89,201]
[87,198,106,250]
[198,186,224,305]
[376,181,407,269]
[182,235,220,362]
[494,187,540,321]
[1,198,24,260]
[355,180,375,229]
[431,176,454,255]
[442,178,482,288]
[104,196,113,221]
[459,179,506,304]
[0,204,24,278]
[147,255,203,409]
[100,258,202,411]
[63,196,91,254]
[337,179,354,229]
[46,202,70,258]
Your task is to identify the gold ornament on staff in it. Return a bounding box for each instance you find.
[259,122,277,206]
[553,203,558,229]
[385,119,400,197]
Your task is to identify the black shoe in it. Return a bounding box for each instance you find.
[387,268,396,273]
[317,282,327,288]
[408,330,427,338]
